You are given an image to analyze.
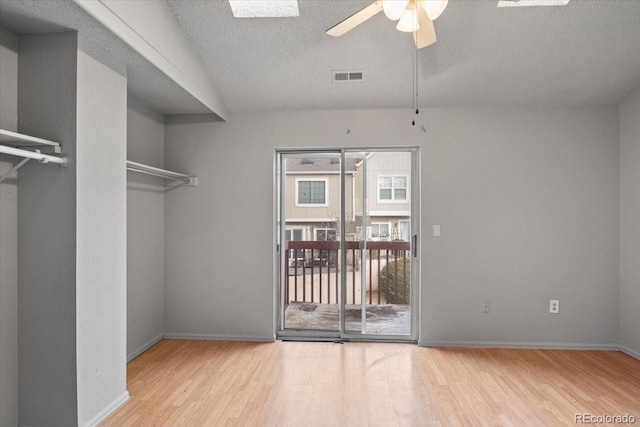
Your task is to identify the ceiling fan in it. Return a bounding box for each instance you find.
[326,0,449,49]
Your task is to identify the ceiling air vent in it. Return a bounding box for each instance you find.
[332,70,365,84]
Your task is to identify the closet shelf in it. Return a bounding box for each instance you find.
[0,129,61,153]
[0,130,68,183]
[126,160,197,186]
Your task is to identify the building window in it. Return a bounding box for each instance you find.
[285,228,304,265]
[315,228,336,241]
[285,228,304,241]
[368,223,391,241]
[377,175,408,203]
[296,179,328,206]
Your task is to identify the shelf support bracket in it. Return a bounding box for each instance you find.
[0,157,31,184]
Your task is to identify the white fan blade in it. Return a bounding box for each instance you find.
[327,2,383,37]
[413,7,437,48]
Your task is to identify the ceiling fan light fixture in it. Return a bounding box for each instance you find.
[382,0,409,20]
[396,3,420,32]
[418,0,448,20]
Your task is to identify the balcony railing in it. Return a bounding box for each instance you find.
[284,240,411,305]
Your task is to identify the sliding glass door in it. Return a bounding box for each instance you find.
[277,149,418,341]
[278,152,343,336]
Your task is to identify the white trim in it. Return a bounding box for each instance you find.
[295,178,329,207]
[81,391,130,427]
[163,333,275,342]
[619,344,640,360]
[377,174,409,204]
[368,210,411,217]
[285,218,337,223]
[419,340,620,350]
[127,334,164,362]
[286,171,355,175]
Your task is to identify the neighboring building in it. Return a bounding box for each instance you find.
[284,157,356,244]
[284,152,411,244]
[353,151,412,242]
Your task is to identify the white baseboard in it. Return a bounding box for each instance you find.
[81,391,129,427]
[163,332,275,342]
[127,333,164,362]
[619,344,640,360]
[419,340,620,351]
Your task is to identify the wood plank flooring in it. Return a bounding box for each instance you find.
[101,340,640,426]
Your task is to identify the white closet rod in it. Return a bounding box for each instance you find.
[126,160,196,185]
[0,145,68,166]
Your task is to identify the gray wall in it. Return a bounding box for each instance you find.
[164,108,620,347]
[126,97,165,360]
[16,32,128,427]
[619,88,640,357]
[18,31,79,427]
[0,25,18,427]
[75,45,128,426]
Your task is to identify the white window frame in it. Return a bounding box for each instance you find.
[295,178,329,207]
[315,227,337,241]
[377,174,409,204]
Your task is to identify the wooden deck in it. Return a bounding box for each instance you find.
[101,340,640,426]
[284,302,411,335]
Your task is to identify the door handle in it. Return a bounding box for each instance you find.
[412,235,417,258]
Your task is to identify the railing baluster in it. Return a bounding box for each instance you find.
[403,251,407,304]
[377,249,381,304]
[285,248,289,304]
[394,250,398,304]
[335,249,339,305]
[369,249,373,305]
[352,249,355,305]
[302,249,306,302]
[294,249,298,302]
[328,250,331,304]
[385,249,390,304]
[310,249,315,303]
[319,249,323,304]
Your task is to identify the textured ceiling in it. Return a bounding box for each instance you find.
[0,0,212,114]
[2,1,639,115]
[167,0,640,113]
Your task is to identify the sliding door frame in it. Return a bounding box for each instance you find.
[275,147,420,343]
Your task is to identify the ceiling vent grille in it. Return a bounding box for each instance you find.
[332,70,365,84]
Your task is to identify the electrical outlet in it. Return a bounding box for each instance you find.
[549,299,559,314]
[481,300,490,313]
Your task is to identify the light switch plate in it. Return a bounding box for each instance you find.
[433,225,441,237]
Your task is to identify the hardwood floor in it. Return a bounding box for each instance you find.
[101,340,640,426]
